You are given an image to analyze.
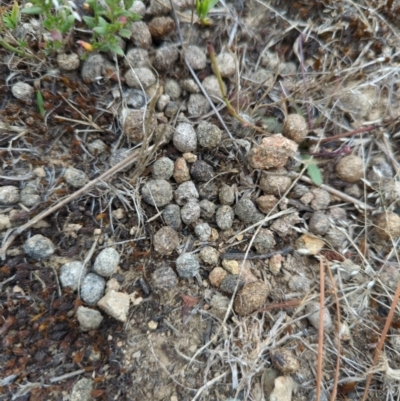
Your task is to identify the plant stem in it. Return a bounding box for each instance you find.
[0,37,37,60]
[207,42,267,135]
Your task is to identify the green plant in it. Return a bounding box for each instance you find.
[302,154,323,186]
[2,0,20,30]
[82,0,139,55]
[195,0,219,25]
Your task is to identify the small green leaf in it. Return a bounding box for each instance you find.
[36,91,45,117]
[303,154,323,186]
[109,45,124,56]
[93,26,107,35]
[118,28,131,38]
[83,16,95,28]
[21,6,42,14]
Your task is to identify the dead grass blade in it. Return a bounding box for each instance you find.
[316,257,325,401]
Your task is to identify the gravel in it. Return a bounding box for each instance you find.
[123,48,150,67]
[235,198,265,224]
[64,167,87,188]
[194,223,212,241]
[80,273,106,306]
[190,161,214,182]
[309,211,331,235]
[151,265,178,289]
[152,157,174,180]
[57,53,80,70]
[153,226,179,255]
[196,121,222,149]
[253,229,276,253]
[216,205,235,230]
[125,67,156,88]
[202,75,226,103]
[142,179,173,207]
[187,94,211,117]
[336,155,364,183]
[162,204,182,230]
[93,248,120,277]
[97,290,130,322]
[173,123,197,152]
[220,274,245,294]
[154,46,179,71]
[181,200,201,225]
[212,52,236,77]
[176,253,200,278]
[199,199,216,220]
[0,185,20,205]
[24,234,55,260]
[164,79,181,100]
[12,81,34,100]
[174,181,199,205]
[59,261,87,290]
[76,306,103,332]
[260,169,292,196]
[218,185,235,205]
[185,45,207,70]
[199,246,219,266]
[306,301,332,330]
[173,157,191,183]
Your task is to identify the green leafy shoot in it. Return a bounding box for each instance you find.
[36,91,45,116]
[302,154,323,186]
[195,0,219,25]
[2,0,20,30]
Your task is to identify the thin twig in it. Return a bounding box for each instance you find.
[316,257,325,401]
[325,259,341,401]
[191,371,228,401]
[361,280,400,401]
[312,125,377,144]
[221,246,293,260]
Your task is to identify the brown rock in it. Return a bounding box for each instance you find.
[282,114,308,143]
[260,169,292,196]
[173,157,191,183]
[154,226,179,255]
[248,134,298,170]
[123,109,157,142]
[256,195,278,214]
[234,281,270,316]
[336,155,364,183]
[295,234,324,255]
[209,267,228,288]
[148,17,175,40]
[270,348,300,374]
[374,212,400,240]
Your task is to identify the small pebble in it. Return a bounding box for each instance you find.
[282,114,308,143]
[198,181,219,201]
[306,301,332,330]
[0,185,20,205]
[93,248,120,277]
[310,188,331,210]
[295,234,324,255]
[260,169,292,196]
[174,181,199,205]
[153,46,179,71]
[190,161,214,182]
[187,94,210,117]
[59,261,87,291]
[142,180,173,207]
[195,223,212,241]
[181,200,201,225]
[235,198,265,224]
[70,378,94,401]
[202,75,226,103]
[336,155,364,183]
[123,48,150,68]
[288,275,310,292]
[256,195,278,214]
[270,348,300,374]
[173,157,191,183]
[248,134,298,170]
[80,273,106,306]
[57,53,80,71]
[148,16,175,40]
[164,79,181,100]
[24,234,55,260]
[199,246,219,266]
[210,292,230,319]
[130,21,152,48]
[253,229,276,253]
[367,156,393,184]
[374,212,400,240]
[97,290,130,322]
[181,78,200,93]
[309,211,330,235]
[182,152,197,163]
[269,376,295,401]
[379,264,400,290]
[123,108,157,142]
[151,264,178,290]
[221,259,239,275]
[220,274,244,294]
[209,267,228,288]
[162,204,182,230]
[81,54,115,83]
[212,52,236,77]
[125,88,147,109]
[251,69,273,87]
[324,229,347,250]
[173,123,197,152]
[269,254,282,275]
[125,67,156,89]
[219,184,235,205]
[88,139,107,155]
[64,167,87,188]
[234,281,270,316]
[109,147,135,171]
[157,94,170,111]
[76,306,103,332]
[185,45,206,70]
[199,199,216,220]
[176,253,200,278]
[154,226,179,255]
[152,157,174,180]
[196,121,222,149]
[21,184,40,207]
[12,81,34,100]
[216,205,234,230]
[149,0,170,15]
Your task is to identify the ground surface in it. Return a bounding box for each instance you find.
[1,0,400,400]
